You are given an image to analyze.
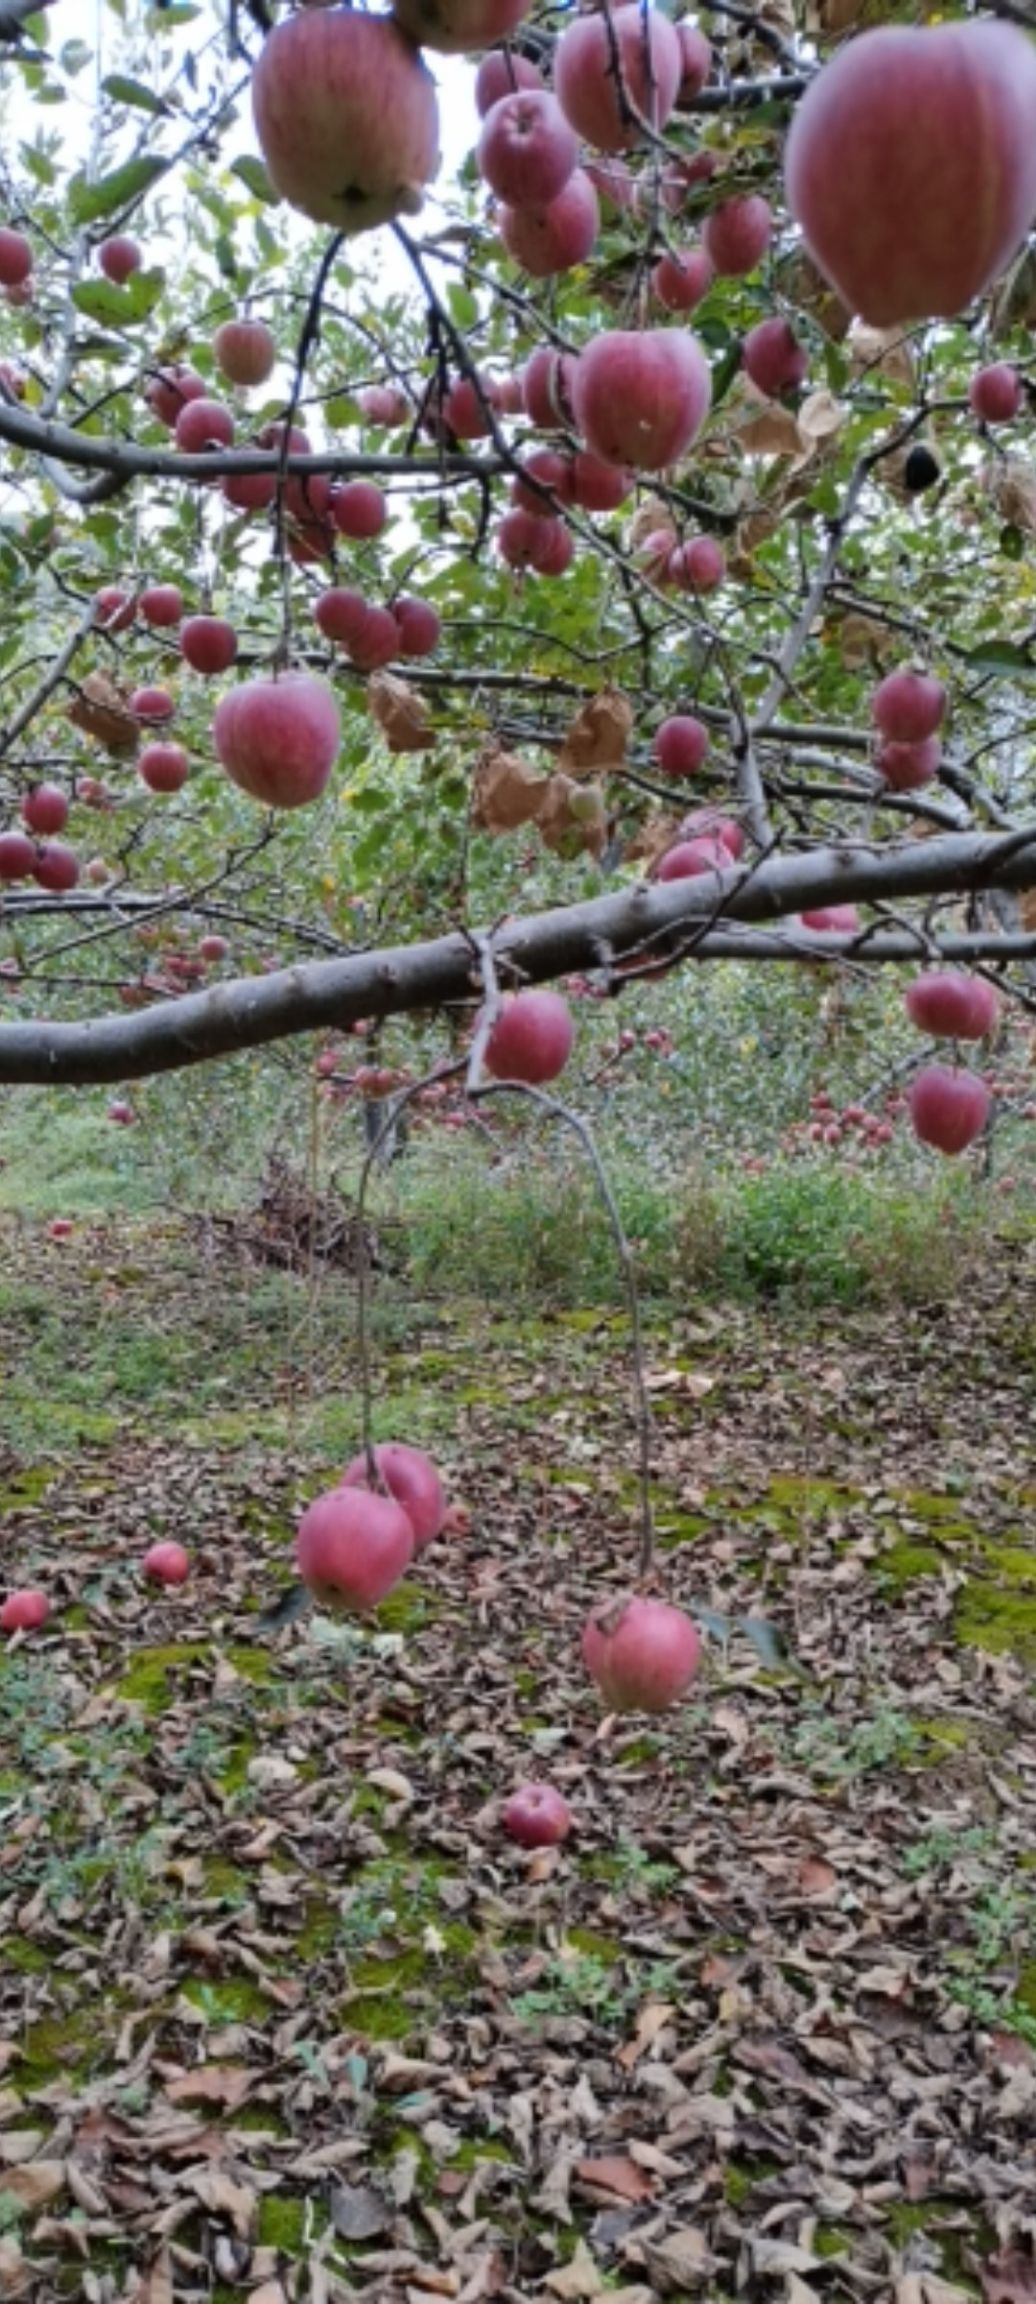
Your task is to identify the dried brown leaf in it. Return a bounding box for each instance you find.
[557,687,632,778]
[471,746,547,834]
[67,670,138,756]
[368,671,434,753]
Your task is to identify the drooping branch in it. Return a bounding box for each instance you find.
[0,828,1033,1085]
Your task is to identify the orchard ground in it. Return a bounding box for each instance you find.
[0,1037,1034,2302]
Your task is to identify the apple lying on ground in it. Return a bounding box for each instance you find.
[502,1782,573,1847]
[1,1588,51,1633]
[144,1541,191,1585]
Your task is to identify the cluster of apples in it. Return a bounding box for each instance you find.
[297,1441,448,1612]
[904,972,1000,1156]
[0,782,80,892]
[870,668,946,795]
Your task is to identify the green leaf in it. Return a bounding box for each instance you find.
[999,525,1025,563]
[739,1614,797,1672]
[69,154,171,224]
[230,155,281,206]
[71,269,164,327]
[102,73,169,117]
[961,638,1036,675]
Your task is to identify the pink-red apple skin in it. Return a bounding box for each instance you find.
[743,317,807,398]
[0,830,37,879]
[253,7,440,229]
[478,90,577,207]
[905,972,999,1039]
[99,235,142,284]
[144,1541,191,1585]
[213,317,276,388]
[181,616,238,676]
[909,1064,991,1154]
[877,737,941,791]
[475,48,543,114]
[393,596,441,656]
[140,583,183,628]
[393,0,539,55]
[296,1486,414,1613]
[571,329,710,470]
[872,669,945,744]
[483,990,574,1083]
[146,366,207,427]
[654,716,709,776]
[801,904,860,932]
[582,1595,701,1713]
[213,673,340,808]
[341,1441,446,1551]
[0,229,32,287]
[656,836,729,880]
[138,742,189,795]
[1,1588,51,1633]
[21,784,68,835]
[652,245,714,313]
[175,397,235,453]
[784,22,1036,325]
[554,6,682,152]
[703,194,772,275]
[499,171,600,276]
[33,842,79,892]
[502,1782,573,1847]
[969,363,1023,423]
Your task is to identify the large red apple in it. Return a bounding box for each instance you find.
[905,972,1000,1039]
[784,22,1036,326]
[571,329,710,471]
[144,1541,190,1585]
[33,842,79,892]
[499,171,600,276]
[1,1588,51,1633]
[296,1486,415,1613]
[483,989,574,1083]
[181,615,238,675]
[877,737,941,791]
[909,1064,991,1154]
[140,583,183,628]
[342,1441,445,1551]
[175,397,235,452]
[253,7,440,230]
[331,480,387,540]
[21,784,68,836]
[213,317,276,388]
[582,1594,701,1713]
[347,605,401,670]
[213,673,340,809]
[478,90,577,207]
[554,6,682,152]
[502,1782,572,1847]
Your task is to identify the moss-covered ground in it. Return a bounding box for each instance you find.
[0,1211,1033,2301]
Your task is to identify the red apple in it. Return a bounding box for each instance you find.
[677,20,712,100]
[140,583,184,628]
[679,808,745,856]
[0,228,32,286]
[222,466,278,512]
[32,842,79,892]
[358,383,410,425]
[554,5,682,152]
[331,479,387,539]
[213,673,340,809]
[872,668,945,743]
[146,365,206,427]
[131,686,175,723]
[175,397,235,453]
[21,784,68,836]
[584,155,636,212]
[743,317,807,398]
[297,1485,414,1612]
[1,1588,51,1633]
[969,363,1023,423]
[144,1541,191,1585]
[479,89,577,206]
[347,605,400,670]
[499,170,600,276]
[673,534,726,592]
[483,989,574,1083]
[315,587,370,649]
[441,377,495,438]
[393,595,441,655]
[253,7,440,230]
[909,1063,991,1154]
[572,329,710,471]
[497,508,572,573]
[656,836,729,880]
[512,447,572,516]
[99,235,142,284]
[522,346,576,427]
[582,1593,701,1713]
[199,934,229,962]
[0,830,36,880]
[652,243,714,313]
[502,1782,572,1847]
[801,904,860,931]
[181,615,238,675]
[904,971,1000,1039]
[784,21,1036,326]
[392,0,532,55]
[568,451,632,512]
[47,1219,74,1239]
[138,742,189,795]
[475,47,543,114]
[341,1441,445,1550]
[654,715,709,775]
[877,736,941,791]
[94,586,136,632]
[213,316,277,387]
[703,193,773,275]
[108,1100,137,1125]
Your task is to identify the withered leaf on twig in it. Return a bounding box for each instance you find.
[471,745,548,833]
[557,687,632,779]
[67,670,138,756]
[367,671,434,753]
[536,772,607,859]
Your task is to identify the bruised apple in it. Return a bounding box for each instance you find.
[144,1541,191,1585]
[502,1783,572,1847]
[253,8,440,231]
[571,329,710,470]
[296,1486,414,1613]
[582,1594,701,1713]
[909,1064,991,1154]
[342,1441,446,1550]
[484,989,574,1083]
[1,1588,51,1633]
[784,22,1036,326]
[905,972,999,1039]
[213,673,340,808]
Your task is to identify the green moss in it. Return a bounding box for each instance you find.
[5,1936,47,1973]
[814,2227,852,2259]
[257,2195,319,2253]
[655,1509,709,1550]
[115,1641,272,1713]
[0,1466,57,1508]
[953,1583,1036,1661]
[201,1857,251,1904]
[16,2009,109,2085]
[879,1541,942,1586]
[181,1977,271,2023]
[375,1582,434,1633]
[566,1929,623,1962]
[446,2136,514,2171]
[296,1898,338,1959]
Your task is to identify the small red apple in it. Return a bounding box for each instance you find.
[968,362,1023,423]
[180,615,238,675]
[94,586,137,632]
[108,1100,137,1126]
[652,244,714,313]
[146,365,206,427]
[47,1219,74,1240]
[872,669,945,744]
[21,784,68,836]
[140,583,184,628]
[341,1441,445,1551]
[144,1541,191,1585]
[331,480,387,540]
[877,736,941,790]
[358,383,410,425]
[905,972,999,1039]
[32,842,79,892]
[0,830,36,880]
[656,836,729,880]
[138,742,189,795]
[909,1064,991,1154]
[499,171,600,276]
[175,397,235,453]
[297,1486,415,1612]
[315,587,371,649]
[99,235,143,284]
[743,317,807,398]
[0,228,32,287]
[703,193,773,275]
[131,686,175,724]
[582,1594,701,1713]
[654,715,709,776]
[502,1782,572,1847]
[483,989,574,1084]
[393,595,440,656]
[213,316,277,388]
[801,904,860,931]
[478,89,577,207]
[1,1588,51,1633]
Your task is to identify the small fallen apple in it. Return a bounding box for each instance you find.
[502,1781,573,1847]
[144,1540,191,1585]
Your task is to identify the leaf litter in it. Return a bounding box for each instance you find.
[0,1217,1033,2301]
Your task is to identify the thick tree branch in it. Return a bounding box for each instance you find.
[0,829,1033,1085]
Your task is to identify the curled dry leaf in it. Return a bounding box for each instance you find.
[848,320,916,387]
[557,688,632,779]
[471,746,548,834]
[67,670,138,755]
[367,671,434,753]
[778,249,850,338]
